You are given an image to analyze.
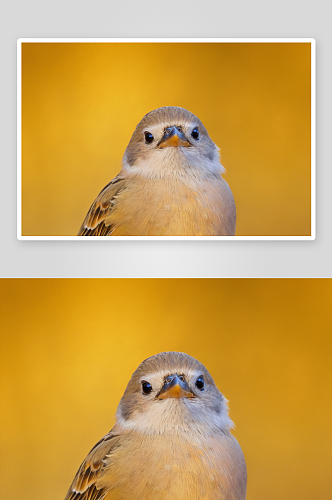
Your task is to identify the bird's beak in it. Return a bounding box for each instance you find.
[157,374,194,399]
[157,126,191,148]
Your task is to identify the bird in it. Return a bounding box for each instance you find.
[78,106,236,236]
[64,351,247,500]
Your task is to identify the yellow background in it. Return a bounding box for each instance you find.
[1,279,331,500]
[21,42,312,236]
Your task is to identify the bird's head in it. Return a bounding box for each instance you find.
[121,107,225,180]
[115,352,233,437]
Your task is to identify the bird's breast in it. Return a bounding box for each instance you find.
[107,176,236,236]
[98,433,246,500]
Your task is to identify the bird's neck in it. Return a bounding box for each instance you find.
[115,399,233,438]
[120,149,224,181]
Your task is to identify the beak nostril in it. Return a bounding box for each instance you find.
[158,127,191,149]
[158,373,193,400]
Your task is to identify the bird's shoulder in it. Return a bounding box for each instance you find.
[77,176,129,236]
[64,430,121,500]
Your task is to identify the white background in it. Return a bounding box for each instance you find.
[1,0,331,277]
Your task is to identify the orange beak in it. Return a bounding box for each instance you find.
[157,374,194,399]
[158,126,191,148]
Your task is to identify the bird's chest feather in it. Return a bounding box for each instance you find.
[108,177,235,236]
[98,434,246,500]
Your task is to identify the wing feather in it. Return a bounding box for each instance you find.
[78,178,127,236]
[64,432,117,500]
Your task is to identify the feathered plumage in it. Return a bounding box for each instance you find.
[64,352,246,500]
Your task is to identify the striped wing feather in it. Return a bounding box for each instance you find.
[78,178,127,236]
[64,432,118,500]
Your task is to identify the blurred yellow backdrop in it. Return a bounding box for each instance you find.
[21,42,312,236]
[1,279,331,500]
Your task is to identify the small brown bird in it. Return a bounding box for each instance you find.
[78,107,236,236]
[64,352,246,500]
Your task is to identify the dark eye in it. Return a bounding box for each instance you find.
[145,132,154,144]
[195,376,204,391]
[191,128,199,140]
[142,381,152,395]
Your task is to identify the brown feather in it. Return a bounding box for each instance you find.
[77,178,127,236]
[64,433,117,500]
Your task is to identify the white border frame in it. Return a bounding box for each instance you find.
[17,38,316,241]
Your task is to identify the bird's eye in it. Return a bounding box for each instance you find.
[195,376,205,391]
[144,132,154,144]
[191,128,199,140]
[142,381,153,395]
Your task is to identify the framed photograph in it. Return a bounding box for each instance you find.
[17,38,315,240]
[1,278,330,500]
